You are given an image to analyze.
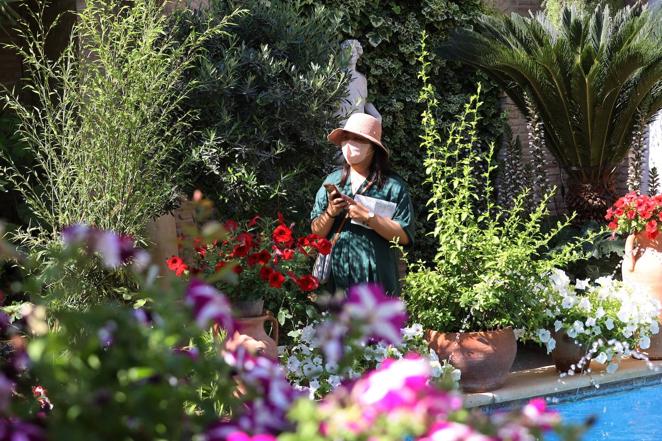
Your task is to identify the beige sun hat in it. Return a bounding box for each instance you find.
[327,113,389,157]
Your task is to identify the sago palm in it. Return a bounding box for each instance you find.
[441,3,662,220]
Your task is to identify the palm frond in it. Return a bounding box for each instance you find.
[440,3,662,184]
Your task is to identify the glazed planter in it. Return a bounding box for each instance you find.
[622,233,662,359]
[551,330,587,373]
[425,327,516,393]
[224,311,280,360]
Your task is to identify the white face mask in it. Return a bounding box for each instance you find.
[342,139,373,165]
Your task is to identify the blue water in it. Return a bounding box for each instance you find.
[549,382,662,440]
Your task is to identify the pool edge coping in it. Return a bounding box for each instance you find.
[464,358,662,410]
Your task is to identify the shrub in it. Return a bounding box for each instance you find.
[1,0,233,307]
[402,36,591,333]
[168,0,349,221]
[1,0,230,246]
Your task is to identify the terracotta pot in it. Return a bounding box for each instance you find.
[224,311,279,360]
[551,330,587,373]
[425,328,516,393]
[622,233,662,359]
[232,298,264,318]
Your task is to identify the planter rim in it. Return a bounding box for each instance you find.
[425,327,514,338]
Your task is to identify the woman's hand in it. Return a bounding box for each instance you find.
[326,191,348,217]
[347,201,370,223]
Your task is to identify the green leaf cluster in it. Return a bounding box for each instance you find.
[168,0,349,221]
[402,35,592,333]
[441,3,662,188]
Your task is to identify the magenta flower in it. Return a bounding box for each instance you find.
[355,356,429,409]
[520,398,560,430]
[227,432,277,441]
[185,279,234,333]
[343,284,407,345]
[215,348,302,436]
[0,418,46,441]
[420,422,495,441]
[61,224,151,270]
[314,320,347,365]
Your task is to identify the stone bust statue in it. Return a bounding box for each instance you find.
[337,39,382,124]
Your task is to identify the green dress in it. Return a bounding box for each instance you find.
[310,169,415,295]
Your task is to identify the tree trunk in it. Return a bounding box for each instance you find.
[565,174,617,222]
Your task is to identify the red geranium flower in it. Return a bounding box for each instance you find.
[224,219,239,232]
[247,215,261,227]
[268,270,285,288]
[236,232,255,248]
[315,238,332,255]
[259,266,273,281]
[608,221,618,231]
[167,256,184,271]
[282,249,295,260]
[272,225,294,247]
[296,274,319,292]
[231,244,250,258]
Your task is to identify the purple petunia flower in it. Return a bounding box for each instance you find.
[61,224,151,270]
[342,284,407,346]
[0,418,46,441]
[185,279,234,333]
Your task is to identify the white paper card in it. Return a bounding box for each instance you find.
[351,194,397,229]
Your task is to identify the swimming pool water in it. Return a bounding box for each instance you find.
[549,381,662,440]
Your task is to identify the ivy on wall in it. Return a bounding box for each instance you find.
[304,0,507,263]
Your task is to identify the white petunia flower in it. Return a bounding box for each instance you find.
[401,323,424,340]
[585,317,596,327]
[554,320,563,332]
[640,335,651,350]
[578,297,592,312]
[562,296,576,309]
[595,307,606,319]
[595,352,608,364]
[537,329,551,343]
[575,279,590,290]
[605,318,615,330]
[546,338,556,353]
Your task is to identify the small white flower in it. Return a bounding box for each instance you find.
[606,363,619,374]
[286,357,301,374]
[596,276,614,288]
[554,320,563,332]
[605,318,615,330]
[401,323,424,340]
[429,360,442,378]
[595,307,606,319]
[575,279,590,290]
[586,317,596,327]
[550,269,571,289]
[595,352,608,364]
[640,335,651,350]
[561,296,576,309]
[537,329,551,343]
[325,362,338,373]
[651,321,660,335]
[567,328,577,339]
[300,325,316,344]
[546,338,556,353]
[451,369,461,381]
[302,363,322,379]
[308,379,320,399]
[578,297,591,312]
[327,375,342,388]
[573,320,585,333]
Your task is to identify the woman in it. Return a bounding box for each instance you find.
[310,113,415,295]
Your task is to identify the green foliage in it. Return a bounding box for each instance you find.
[1,0,229,247]
[543,0,625,26]
[7,244,237,440]
[307,0,506,263]
[0,109,31,226]
[441,3,662,194]
[649,166,660,196]
[169,0,349,221]
[402,37,591,333]
[1,0,233,307]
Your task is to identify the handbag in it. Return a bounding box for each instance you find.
[312,178,375,284]
[312,214,349,284]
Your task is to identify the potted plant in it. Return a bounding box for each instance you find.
[534,269,660,373]
[440,4,662,221]
[167,212,330,358]
[403,40,590,392]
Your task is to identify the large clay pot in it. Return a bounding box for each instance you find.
[551,330,587,373]
[224,312,279,360]
[425,328,516,393]
[623,233,662,359]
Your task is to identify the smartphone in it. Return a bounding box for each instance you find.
[323,183,354,204]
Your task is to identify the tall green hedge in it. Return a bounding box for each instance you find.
[306,0,506,263]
